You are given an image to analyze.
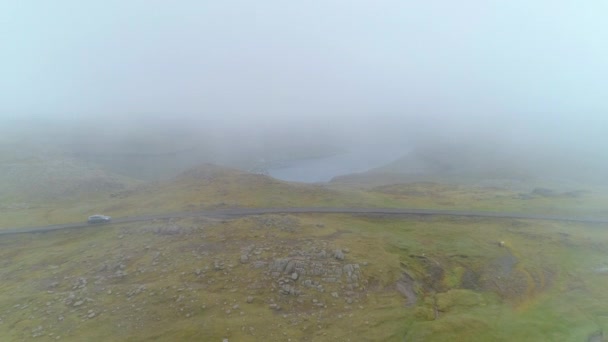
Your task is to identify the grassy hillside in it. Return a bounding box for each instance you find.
[0,149,141,228]
[4,161,607,229]
[2,160,608,341]
[332,142,608,195]
[0,164,382,228]
[1,213,607,341]
[365,182,608,218]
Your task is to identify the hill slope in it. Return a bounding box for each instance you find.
[1,160,608,341]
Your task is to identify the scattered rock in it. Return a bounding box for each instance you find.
[72,277,87,290]
[252,261,267,269]
[127,285,146,298]
[279,284,300,296]
[114,270,128,278]
[255,215,299,232]
[396,272,418,306]
[31,325,44,338]
[214,260,224,271]
[64,292,76,306]
[270,259,289,273]
[284,260,297,274]
[333,249,345,260]
[155,224,184,235]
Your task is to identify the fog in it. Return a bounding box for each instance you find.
[1,1,607,184]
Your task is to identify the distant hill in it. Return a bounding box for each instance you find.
[98,163,368,217]
[0,152,139,204]
[332,143,528,186]
[331,141,603,191]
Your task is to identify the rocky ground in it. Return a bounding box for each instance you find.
[1,212,606,341]
[0,215,410,341]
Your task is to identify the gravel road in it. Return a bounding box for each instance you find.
[1,207,607,235]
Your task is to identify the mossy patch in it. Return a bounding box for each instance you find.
[1,174,608,341]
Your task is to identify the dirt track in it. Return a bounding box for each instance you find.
[1,207,607,235]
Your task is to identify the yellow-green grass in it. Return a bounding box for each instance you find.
[1,210,608,341]
[2,165,608,341]
[4,168,607,231]
[365,182,608,218]
[0,192,119,228]
[1,165,381,228]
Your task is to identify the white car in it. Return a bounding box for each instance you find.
[87,214,111,224]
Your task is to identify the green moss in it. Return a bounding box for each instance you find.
[2,177,608,341]
[436,289,484,312]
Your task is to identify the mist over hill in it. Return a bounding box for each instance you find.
[3,1,608,340]
[331,137,608,191]
[3,114,607,192]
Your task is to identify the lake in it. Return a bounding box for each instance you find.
[267,147,406,183]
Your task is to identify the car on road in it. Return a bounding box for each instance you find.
[87,214,111,224]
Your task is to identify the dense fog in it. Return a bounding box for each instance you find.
[1,1,607,184]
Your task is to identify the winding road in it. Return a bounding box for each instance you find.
[1,207,607,236]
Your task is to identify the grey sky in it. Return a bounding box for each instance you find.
[1,1,607,148]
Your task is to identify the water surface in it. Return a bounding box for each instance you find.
[267,148,406,183]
